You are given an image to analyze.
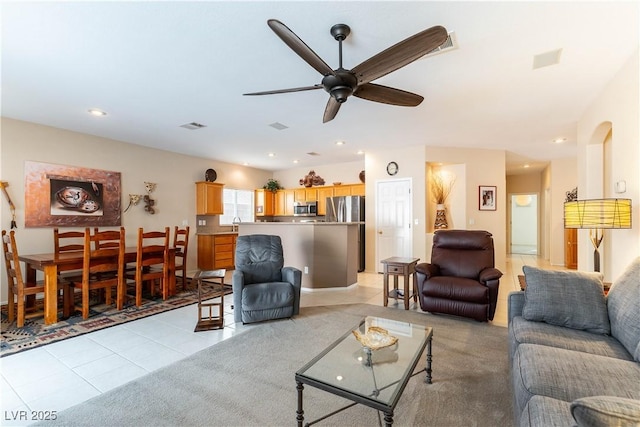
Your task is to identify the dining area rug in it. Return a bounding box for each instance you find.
[1,280,232,357]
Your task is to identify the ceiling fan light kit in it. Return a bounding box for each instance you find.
[244,19,448,123]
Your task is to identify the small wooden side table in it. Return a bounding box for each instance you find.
[381,257,420,310]
[193,269,226,332]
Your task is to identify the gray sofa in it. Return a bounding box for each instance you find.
[508,257,640,426]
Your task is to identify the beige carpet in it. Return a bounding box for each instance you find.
[36,304,512,427]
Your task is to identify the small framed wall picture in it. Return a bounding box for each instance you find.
[479,186,497,211]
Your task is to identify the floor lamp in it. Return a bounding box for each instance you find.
[564,198,632,272]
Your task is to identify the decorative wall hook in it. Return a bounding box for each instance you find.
[124,194,142,213]
[124,182,157,214]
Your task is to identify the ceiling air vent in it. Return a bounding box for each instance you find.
[306,152,320,156]
[424,32,458,58]
[180,122,207,130]
[269,122,289,130]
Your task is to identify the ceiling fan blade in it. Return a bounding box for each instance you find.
[268,19,335,76]
[352,25,448,85]
[353,83,424,106]
[244,85,323,96]
[323,97,341,123]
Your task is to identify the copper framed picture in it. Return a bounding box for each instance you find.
[25,161,121,227]
[479,185,497,211]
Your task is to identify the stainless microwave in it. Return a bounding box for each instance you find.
[293,201,317,216]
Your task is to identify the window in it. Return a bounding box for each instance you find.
[220,189,254,225]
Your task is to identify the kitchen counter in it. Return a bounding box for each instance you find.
[239,222,359,290]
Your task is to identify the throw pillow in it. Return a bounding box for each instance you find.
[522,266,610,334]
[571,396,640,427]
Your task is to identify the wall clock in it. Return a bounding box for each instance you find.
[386,161,399,176]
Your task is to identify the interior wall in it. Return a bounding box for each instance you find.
[364,145,427,273]
[549,157,578,266]
[0,118,272,303]
[577,48,640,280]
[424,146,507,273]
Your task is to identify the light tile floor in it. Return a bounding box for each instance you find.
[0,254,559,426]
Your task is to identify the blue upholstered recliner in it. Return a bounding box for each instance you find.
[232,234,302,324]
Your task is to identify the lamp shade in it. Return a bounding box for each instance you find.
[564,198,632,229]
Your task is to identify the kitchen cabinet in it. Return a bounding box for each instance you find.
[265,183,363,216]
[316,187,334,215]
[285,190,295,215]
[255,189,275,216]
[274,190,286,216]
[197,233,237,270]
[294,188,318,202]
[351,184,365,196]
[196,182,224,215]
[565,228,577,269]
[294,188,306,202]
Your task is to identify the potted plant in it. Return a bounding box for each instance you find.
[263,179,283,193]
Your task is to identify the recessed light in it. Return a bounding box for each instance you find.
[524,164,530,168]
[293,160,299,164]
[242,162,249,166]
[268,153,275,157]
[335,141,345,146]
[88,108,107,117]
[553,137,567,144]
[356,150,364,155]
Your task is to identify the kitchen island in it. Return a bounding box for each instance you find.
[238,222,360,290]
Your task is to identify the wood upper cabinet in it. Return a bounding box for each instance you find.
[565,228,577,270]
[255,189,275,216]
[266,183,363,216]
[284,189,295,216]
[294,188,306,202]
[351,184,365,196]
[274,190,286,216]
[333,184,364,196]
[316,187,334,216]
[197,233,237,270]
[196,182,224,215]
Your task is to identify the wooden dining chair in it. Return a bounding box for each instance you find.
[126,227,170,307]
[2,230,71,327]
[71,227,126,319]
[173,226,190,291]
[53,227,85,281]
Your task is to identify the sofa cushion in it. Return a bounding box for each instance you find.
[571,396,640,427]
[606,257,640,362]
[509,316,633,362]
[513,344,640,415]
[519,395,574,427]
[522,266,609,334]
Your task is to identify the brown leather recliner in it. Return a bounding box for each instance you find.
[415,230,502,322]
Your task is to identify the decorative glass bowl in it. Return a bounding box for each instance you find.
[352,326,398,350]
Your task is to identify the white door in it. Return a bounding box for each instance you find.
[376,179,412,272]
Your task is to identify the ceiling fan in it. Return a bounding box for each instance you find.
[244,19,449,123]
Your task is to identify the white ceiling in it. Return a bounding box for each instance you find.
[2,1,638,173]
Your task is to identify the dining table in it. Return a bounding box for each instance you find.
[19,247,176,325]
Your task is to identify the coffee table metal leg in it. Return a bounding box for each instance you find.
[296,381,304,427]
[384,410,394,426]
[425,335,433,384]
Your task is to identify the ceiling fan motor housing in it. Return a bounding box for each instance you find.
[322,70,358,103]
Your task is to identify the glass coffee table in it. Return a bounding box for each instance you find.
[295,316,433,426]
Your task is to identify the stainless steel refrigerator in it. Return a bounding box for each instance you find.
[325,195,365,272]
